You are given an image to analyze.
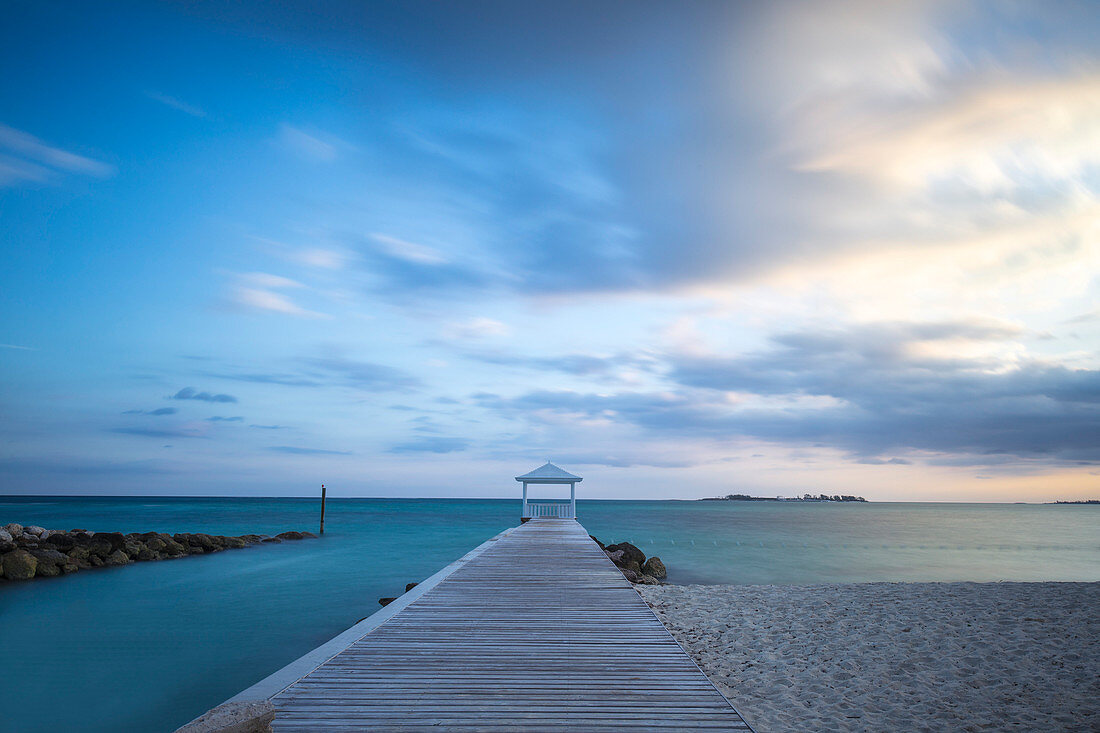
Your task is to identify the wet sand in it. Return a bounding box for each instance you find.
[639,582,1098,732]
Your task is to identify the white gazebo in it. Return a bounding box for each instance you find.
[516,461,583,520]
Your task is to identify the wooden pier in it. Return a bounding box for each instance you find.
[225,519,752,731]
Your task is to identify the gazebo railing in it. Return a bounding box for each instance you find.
[523,502,575,519]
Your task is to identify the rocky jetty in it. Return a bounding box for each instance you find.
[0,523,317,581]
[589,535,666,585]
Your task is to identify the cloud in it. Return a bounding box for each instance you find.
[206,415,244,422]
[0,343,36,350]
[370,233,449,265]
[229,272,329,319]
[301,356,420,392]
[856,457,913,465]
[145,91,206,117]
[389,436,470,454]
[201,371,321,387]
[171,387,238,403]
[198,355,418,393]
[443,317,511,340]
[250,424,286,429]
[278,124,342,162]
[112,426,207,439]
[472,317,1100,466]
[0,123,114,187]
[123,407,179,416]
[467,350,658,377]
[268,446,351,455]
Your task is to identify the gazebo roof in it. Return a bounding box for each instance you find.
[515,461,583,483]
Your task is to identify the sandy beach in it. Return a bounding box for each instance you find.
[639,582,1098,732]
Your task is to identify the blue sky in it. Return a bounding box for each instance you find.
[1,0,1098,500]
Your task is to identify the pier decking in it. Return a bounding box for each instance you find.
[234,519,751,731]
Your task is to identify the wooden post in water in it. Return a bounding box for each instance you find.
[319,484,326,535]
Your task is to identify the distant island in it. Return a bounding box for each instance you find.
[1051,499,1099,504]
[702,493,868,503]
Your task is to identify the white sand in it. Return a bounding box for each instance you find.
[639,583,1098,732]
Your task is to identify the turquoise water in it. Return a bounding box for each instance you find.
[1,497,1097,732]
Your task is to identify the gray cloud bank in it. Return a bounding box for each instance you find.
[475,320,1100,466]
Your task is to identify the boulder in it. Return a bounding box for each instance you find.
[301,531,317,539]
[163,539,188,556]
[605,542,646,569]
[589,535,606,549]
[188,534,218,551]
[405,582,419,592]
[223,536,247,549]
[136,547,158,561]
[61,562,80,574]
[641,556,667,579]
[4,523,23,537]
[105,550,131,566]
[87,538,114,559]
[260,537,282,544]
[240,534,263,544]
[0,529,12,543]
[145,537,168,552]
[620,567,639,583]
[378,597,396,607]
[123,539,145,557]
[45,533,75,550]
[35,561,61,577]
[605,549,625,563]
[0,540,14,554]
[93,532,126,553]
[31,547,69,566]
[2,549,37,580]
[636,574,660,585]
[24,525,47,537]
[275,531,305,541]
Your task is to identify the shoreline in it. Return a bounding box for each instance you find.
[640,581,1098,732]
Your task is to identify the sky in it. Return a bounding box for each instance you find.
[1,0,1098,501]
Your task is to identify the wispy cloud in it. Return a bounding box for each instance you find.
[301,356,421,392]
[112,426,207,439]
[389,436,470,454]
[443,317,511,340]
[229,272,329,318]
[370,233,449,265]
[0,343,36,350]
[123,407,178,416]
[171,387,238,403]
[205,415,244,422]
[145,91,206,118]
[278,124,345,162]
[268,445,351,455]
[0,123,113,187]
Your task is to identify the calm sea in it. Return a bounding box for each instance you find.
[1,496,1097,732]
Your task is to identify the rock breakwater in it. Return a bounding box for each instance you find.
[0,523,316,581]
[589,535,666,585]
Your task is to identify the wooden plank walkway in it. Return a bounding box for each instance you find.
[269,519,752,731]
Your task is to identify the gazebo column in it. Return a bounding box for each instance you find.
[522,481,528,518]
[570,481,575,519]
